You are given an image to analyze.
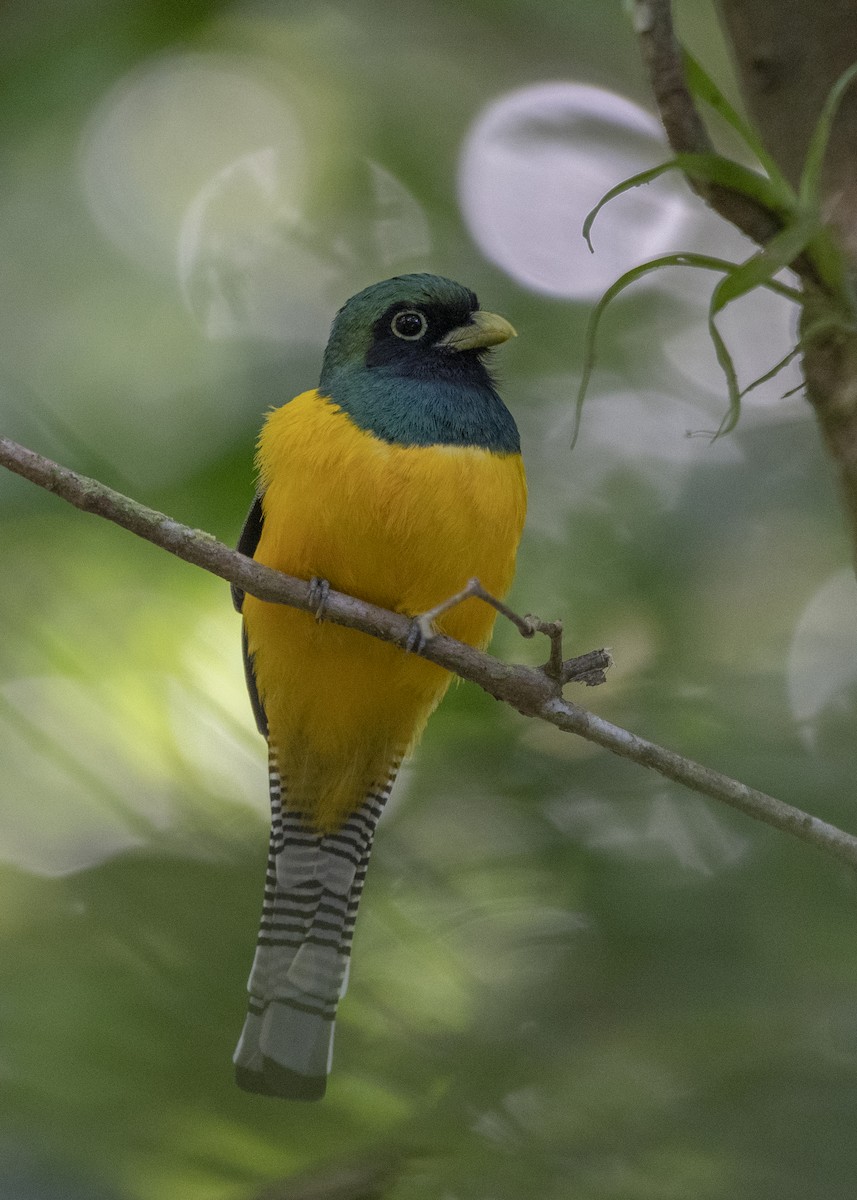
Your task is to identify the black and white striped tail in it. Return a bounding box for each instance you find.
[234,747,398,1100]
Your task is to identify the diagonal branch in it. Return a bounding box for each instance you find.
[2,432,857,870]
[410,576,609,685]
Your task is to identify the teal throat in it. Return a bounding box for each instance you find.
[318,363,520,453]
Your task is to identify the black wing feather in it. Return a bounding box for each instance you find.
[242,624,268,738]
[232,493,265,612]
[234,494,268,738]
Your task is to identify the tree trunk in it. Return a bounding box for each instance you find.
[717,0,857,254]
[715,0,857,565]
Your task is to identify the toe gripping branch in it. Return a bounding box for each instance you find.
[308,576,331,622]
[407,577,612,692]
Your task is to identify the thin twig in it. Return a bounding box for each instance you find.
[2,433,857,870]
[529,615,564,680]
[459,577,538,639]
[635,0,777,246]
[561,648,613,687]
[413,577,577,689]
[634,0,714,157]
[410,577,488,645]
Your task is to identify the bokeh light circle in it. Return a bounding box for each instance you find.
[79,52,306,272]
[459,82,690,299]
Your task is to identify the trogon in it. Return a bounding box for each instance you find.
[232,273,526,1099]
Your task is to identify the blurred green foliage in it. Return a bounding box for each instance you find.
[3,1,857,1198]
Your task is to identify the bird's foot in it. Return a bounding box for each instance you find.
[308,577,331,622]
[406,614,436,654]
[405,579,484,654]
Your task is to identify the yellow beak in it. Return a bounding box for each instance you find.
[437,309,517,352]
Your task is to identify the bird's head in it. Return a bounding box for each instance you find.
[317,274,519,452]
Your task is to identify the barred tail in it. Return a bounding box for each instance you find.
[233,748,398,1100]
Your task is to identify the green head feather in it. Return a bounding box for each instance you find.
[317,273,520,453]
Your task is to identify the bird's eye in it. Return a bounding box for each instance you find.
[391,309,428,340]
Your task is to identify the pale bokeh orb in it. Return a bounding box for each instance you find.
[458,81,690,299]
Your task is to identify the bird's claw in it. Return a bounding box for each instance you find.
[406,614,436,654]
[308,577,331,622]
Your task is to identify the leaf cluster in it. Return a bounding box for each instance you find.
[573,54,857,448]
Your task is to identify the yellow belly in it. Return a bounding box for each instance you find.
[243,389,527,830]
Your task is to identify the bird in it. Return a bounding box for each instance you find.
[231,273,527,1100]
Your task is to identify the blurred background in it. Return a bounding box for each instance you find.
[2,1,857,1197]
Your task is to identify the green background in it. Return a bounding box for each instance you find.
[2,1,856,1197]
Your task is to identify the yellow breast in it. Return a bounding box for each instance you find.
[243,389,527,828]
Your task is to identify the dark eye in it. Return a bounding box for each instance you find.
[391,309,428,340]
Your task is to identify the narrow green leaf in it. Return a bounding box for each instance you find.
[583,154,792,253]
[710,213,818,315]
[679,50,854,309]
[707,315,742,437]
[740,347,800,400]
[704,216,817,436]
[799,62,857,209]
[583,162,676,251]
[793,62,857,309]
[802,227,854,310]
[572,250,806,450]
[572,254,707,449]
[674,152,793,216]
[683,51,796,203]
[780,381,806,400]
[572,253,745,450]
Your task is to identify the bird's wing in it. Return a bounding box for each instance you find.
[234,494,268,737]
[232,493,265,612]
